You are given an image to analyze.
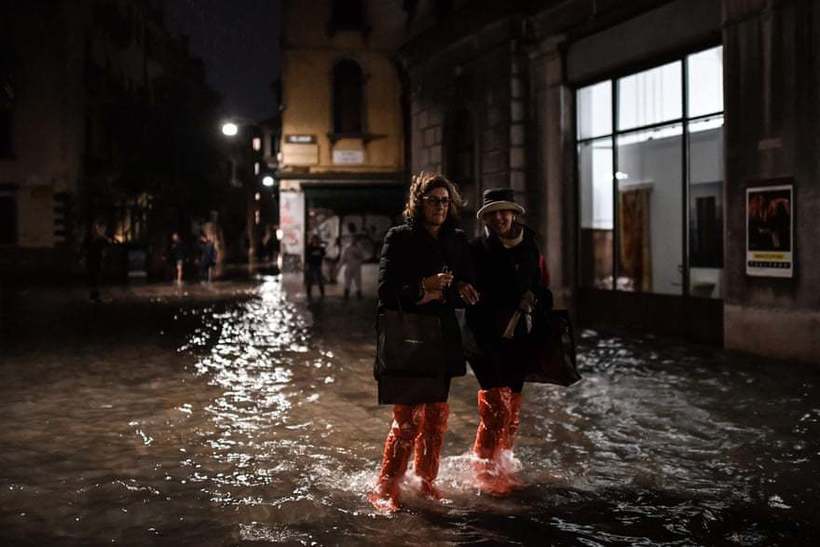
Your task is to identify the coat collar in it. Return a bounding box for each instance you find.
[407,217,456,239]
[482,223,534,251]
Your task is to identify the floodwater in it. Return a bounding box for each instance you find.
[0,276,818,546]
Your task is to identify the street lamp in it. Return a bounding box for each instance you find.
[262,175,275,187]
[221,122,239,137]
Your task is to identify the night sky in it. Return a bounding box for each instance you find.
[165,0,281,121]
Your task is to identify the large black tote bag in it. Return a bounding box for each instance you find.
[523,309,581,386]
[375,308,447,378]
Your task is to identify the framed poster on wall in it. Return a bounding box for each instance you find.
[746,182,793,278]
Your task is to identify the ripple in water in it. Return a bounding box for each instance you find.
[0,277,818,545]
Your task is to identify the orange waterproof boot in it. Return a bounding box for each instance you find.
[498,389,524,489]
[500,389,521,451]
[368,405,420,512]
[472,388,511,494]
[414,402,449,500]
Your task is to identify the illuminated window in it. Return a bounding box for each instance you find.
[332,59,364,135]
[576,46,724,299]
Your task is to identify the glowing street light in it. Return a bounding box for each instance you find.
[262,175,275,187]
[221,122,239,137]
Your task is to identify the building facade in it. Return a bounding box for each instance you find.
[400,0,820,362]
[277,0,409,271]
[0,0,224,281]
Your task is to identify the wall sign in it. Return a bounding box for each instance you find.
[746,182,793,278]
[332,150,364,165]
[285,134,316,144]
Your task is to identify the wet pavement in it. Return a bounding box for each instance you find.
[0,275,818,546]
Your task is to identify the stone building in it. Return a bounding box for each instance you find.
[399,0,819,363]
[0,0,223,281]
[277,0,409,270]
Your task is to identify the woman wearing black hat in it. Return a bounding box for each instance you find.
[368,172,479,512]
[466,187,553,494]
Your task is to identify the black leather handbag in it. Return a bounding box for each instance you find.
[523,309,581,386]
[375,307,446,378]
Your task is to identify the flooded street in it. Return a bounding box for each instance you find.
[1,276,818,546]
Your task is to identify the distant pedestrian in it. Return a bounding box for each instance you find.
[305,234,325,300]
[340,225,365,300]
[83,222,109,303]
[168,232,186,284]
[325,235,342,284]
[198,232,217,283]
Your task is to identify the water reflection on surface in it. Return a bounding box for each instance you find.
[0,277,818,545]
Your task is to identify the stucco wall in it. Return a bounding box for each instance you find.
[280,0,405,175]
[722,0,820,362]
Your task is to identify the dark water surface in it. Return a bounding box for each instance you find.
[1,277,818,546]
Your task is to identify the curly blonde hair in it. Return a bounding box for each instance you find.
[403,171,463,224]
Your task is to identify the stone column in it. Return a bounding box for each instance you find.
[530,36,574,308]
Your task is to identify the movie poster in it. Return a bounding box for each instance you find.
[746,183,793,278]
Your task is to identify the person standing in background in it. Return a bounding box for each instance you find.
[198,232,217,283]
[340,224,365,300]
[83,222,110,303]
[168,232,186,284]
[305,234,326,300]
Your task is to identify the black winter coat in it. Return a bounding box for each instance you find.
[466,225,553,378]
[376,220,475,381]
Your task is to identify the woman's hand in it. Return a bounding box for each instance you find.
[457,281,480,305]
[421,272,453,292]
[417,289,444,304]
[416,273,451,305]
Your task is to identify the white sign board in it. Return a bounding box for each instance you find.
[332,150,364,165]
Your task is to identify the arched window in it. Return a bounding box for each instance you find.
[332,60,364,135]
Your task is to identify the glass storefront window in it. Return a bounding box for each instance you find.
[688,115,724,299]
[576,46,723,299]
[616,124,683,294]
[617,61,682,131]
[578,138,613,288]
[577,81,612,140]
[687,46,724,118]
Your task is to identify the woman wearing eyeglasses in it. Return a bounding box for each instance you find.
[368,172,479,512]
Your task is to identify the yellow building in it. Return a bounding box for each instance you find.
[278,0,408,270]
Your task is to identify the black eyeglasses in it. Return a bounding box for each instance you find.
[423,196,451,207]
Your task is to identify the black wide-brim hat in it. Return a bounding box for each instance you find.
[476,187,525,219]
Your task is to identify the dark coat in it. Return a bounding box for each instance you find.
[465,224,553,384]
[375,220,475,402]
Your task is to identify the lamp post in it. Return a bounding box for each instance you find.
[220,118,277,265]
